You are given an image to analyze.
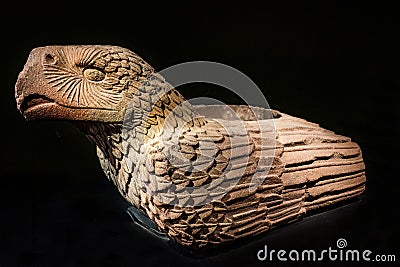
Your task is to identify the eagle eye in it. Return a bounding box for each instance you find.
[83,68,105,82]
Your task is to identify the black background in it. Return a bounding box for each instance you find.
[1,1,399,266]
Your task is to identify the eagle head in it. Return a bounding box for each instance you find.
[15,45,154,122]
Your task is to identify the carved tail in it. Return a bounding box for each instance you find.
[274,112,366,213]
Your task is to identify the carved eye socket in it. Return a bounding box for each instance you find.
[83,68,105,82]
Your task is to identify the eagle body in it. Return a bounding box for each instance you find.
[15,45,366,248]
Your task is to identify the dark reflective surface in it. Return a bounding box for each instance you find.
[0,160,397,266]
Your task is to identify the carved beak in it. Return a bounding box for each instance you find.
[15,47,57,120]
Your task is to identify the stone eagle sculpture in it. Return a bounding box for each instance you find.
[15,45,366,249]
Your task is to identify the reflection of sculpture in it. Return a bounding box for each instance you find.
[15,46,366,249]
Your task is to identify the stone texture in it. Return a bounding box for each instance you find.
[15,45,366,249]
